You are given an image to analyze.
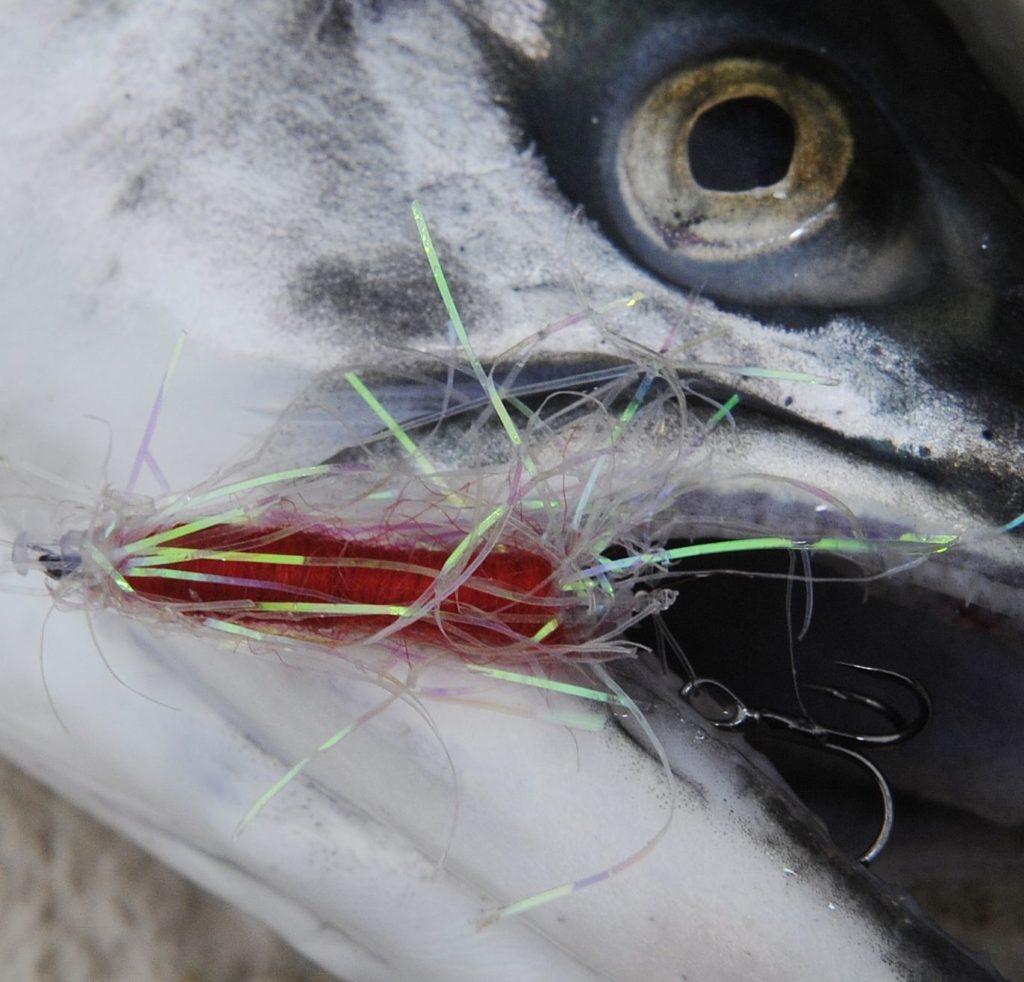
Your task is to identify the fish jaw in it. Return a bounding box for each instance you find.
[0,581,999,982]
[0,327,1004,982]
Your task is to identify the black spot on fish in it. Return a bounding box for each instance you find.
[291,248,489,344]
[113,172,149,213]
[284,0,354,49]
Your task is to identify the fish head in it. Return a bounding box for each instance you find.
[0,1,1022,979]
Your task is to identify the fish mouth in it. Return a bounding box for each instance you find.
[373,344,1024,965]
[355,347,1024,821]
[5,333,1017,979]
[601,391,1024,964]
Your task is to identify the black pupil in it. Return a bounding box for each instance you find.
[688,96,796,192]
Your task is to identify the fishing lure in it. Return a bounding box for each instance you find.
[4,202,995,919]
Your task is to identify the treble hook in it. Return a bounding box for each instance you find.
[679,663,932,865]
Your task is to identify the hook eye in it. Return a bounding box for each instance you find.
[680,678,750,727]
[12,530,83,580]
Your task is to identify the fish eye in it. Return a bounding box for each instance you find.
[612,53,895,303]
[512,0,1018,312]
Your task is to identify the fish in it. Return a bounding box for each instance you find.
[0,0,1022,979]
